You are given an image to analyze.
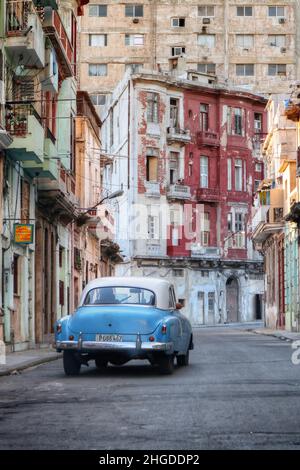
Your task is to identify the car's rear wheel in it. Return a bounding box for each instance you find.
[95,358,108,370]
[63,351,81,376]
[158,354,175,375]
[177,349,189,367]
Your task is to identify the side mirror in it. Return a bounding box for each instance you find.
[176,302,183,310]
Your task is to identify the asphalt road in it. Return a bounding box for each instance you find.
[0,327,300,450]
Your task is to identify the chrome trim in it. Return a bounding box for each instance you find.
[55,340,173,352]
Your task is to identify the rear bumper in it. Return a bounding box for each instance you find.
[54,338,173,353]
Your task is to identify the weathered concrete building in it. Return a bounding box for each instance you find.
[79,0,299,109]
[102,71,266,325]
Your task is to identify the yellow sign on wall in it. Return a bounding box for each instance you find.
[13,224,34,245]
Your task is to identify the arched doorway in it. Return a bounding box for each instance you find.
[226,277,239,323]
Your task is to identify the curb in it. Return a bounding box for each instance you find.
[248,329,299,343]
[0,353,61,377]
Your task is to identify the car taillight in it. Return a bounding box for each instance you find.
[149,336,155,342]
[56,324,62,334]
[161,325,167,334]
[69,335,74,341]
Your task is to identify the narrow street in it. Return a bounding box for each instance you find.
[0,328,299,450]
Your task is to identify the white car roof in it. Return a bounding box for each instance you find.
[79,277,174,310]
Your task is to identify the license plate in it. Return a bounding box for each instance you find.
[96,334,123,342]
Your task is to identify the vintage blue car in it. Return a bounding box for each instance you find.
[54,277,193,376]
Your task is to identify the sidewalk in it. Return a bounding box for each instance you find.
[250,327,300,342]
[0,348,61,377]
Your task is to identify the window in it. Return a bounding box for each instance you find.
[59,246,64,268]
[227,213,233,232]
[268,6,285,17]
[13,254,19,295]
[254,180,261,192]
[200,104,209,131]
[236,34,254,48]
[201,271,209,278]
[227,158,232,190]
[198,5,215,17]
[268,64,286,76]
[200,156,209,188]
[88,64,107,76]
[147,92,159,123]
[171,46,186,56]
[254,113,262,132]
[255,163,262,172]
[89,34,107,46]
[268,35,286,47]
[84,286,155,306]
[169,151,179,184]
[148,215,159,240]
[208,292,215,317]
[170,98,179,128]
[201,212,210,246]
[125,34,144,46]
[197,63,216,74]
[198,34,215,48]
[173,269,184,278]
[172,18,185,27]
[235,159,243,191]
[90,94,107,106]
[236,64,254,76]
[59,280,65,306]
[237,6,253,16]
[89,4,107,17]
[126,63,143,73]
[235,213,245,248]
[228,107,243,135]
[125,4,143,17]
[146,155,158,182]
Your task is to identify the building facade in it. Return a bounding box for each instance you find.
[0,0,119,352]
[102,71,266,326]
[253,93,300,332]
[79,0,299,110]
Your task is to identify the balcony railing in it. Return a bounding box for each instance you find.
[5,104,42,136]
[6,0,33,34]
[167,183,191,200]
[196,130,220,147]
[42,7,74,78]
[167,127,191,145]
[144,181,161,197]
[197,187,220,202]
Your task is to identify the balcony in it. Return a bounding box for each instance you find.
[22,129,59,180]
[5,104,44,163]
[196,130,220,148]
[42,7,74,79]
[197,187,220,202]
[252,191,284,245]
[191,244,220,259]
[6,1,45,68]
[144,181,161,198]
[37,164,79,223]
[167,127,191,145]
[167,183,191,200]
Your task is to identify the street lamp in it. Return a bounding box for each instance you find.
[74,189,124,226]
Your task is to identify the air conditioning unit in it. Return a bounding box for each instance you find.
[278,18,286,24]
[132,18,139,23]
[281,47,287,53]
[202,18,211,24]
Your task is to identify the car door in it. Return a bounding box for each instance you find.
[169,286,185,353]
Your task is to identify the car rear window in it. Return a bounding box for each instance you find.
[83,286,156,306]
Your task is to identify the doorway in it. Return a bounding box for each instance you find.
[226,277,239,322]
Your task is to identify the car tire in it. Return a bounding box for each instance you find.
[95,358,108,370]
[158,354,175,375]
[177,349,189,367]
[63,351,81,376]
